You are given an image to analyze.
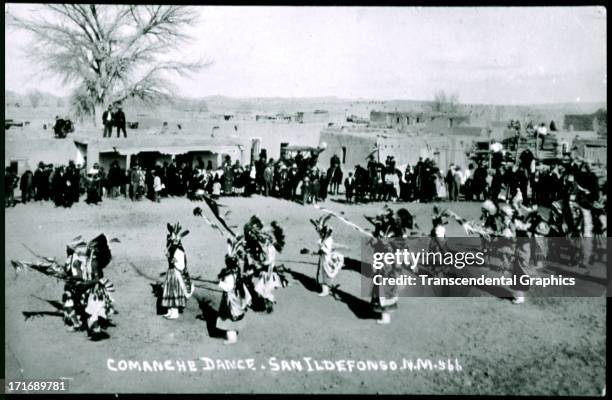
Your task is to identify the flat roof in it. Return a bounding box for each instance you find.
[73,135,243,150]
[320,126,479,140]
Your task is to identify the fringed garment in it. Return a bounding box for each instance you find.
[216,272,251,332]
[162,248,190,309]
[249,244,281,312]
[316,236,344,286]
[370,240,399,314]
[84,278,116,331]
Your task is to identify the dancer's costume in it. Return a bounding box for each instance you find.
[242,216,286,313]
[216,240,252,333]
[161,223,194,312]
[12,234,117,338]
[311,215,344,287]
[317,236,344,286]
[428,206,452,277]
[366,206,416,316]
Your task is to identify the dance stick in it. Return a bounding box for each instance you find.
[313,204,376,239]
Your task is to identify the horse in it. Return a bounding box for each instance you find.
[327,165,343,195]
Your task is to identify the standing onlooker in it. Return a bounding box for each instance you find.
[472,163,488,201]
[319,171,329,202]
[301,175,311,204]
[434,171,446,200]
[42,164,53,201]
[145,167,155,200]
[445,164,455,201]
[453,166,463,201]
[310,168,321,204]
[102,104,114,138]
[47,164,55,202]
[402,165,414,201]
[5,167,18,207]
[464,164,474,201]
[85,167,102,204]
[344,172,355,203]
[288,163,299,200]
[537,123,548,150]
[130,165,140,200]
[263,162,274,196]
[153,170,162,203]
[66,161,80,203]
[97,166,107,199]
[20,170,34,204]
[223,159,234,196]
[212,174,222,199]
[108,161,123,198]
[33,162,45,201]
[115,105,127,138]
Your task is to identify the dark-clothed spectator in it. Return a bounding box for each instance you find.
[114,105,127,138]
[108,162,123,198]
[102,105,113,138]
[20,170,34,203]
[33,162,45,201]
[5,167,18,207]
[344,172,355,203]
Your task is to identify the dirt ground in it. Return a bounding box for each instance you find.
[4,195,606,395]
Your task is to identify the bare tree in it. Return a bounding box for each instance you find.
[27,90,43,108]
[8,5,207,125]
[432,90,459,113]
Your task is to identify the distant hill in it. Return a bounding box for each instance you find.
[5,89,606,125]
[5,89,66,109]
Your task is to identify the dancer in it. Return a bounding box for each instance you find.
[243,216,287,313]
[365,206,418,324]
[311,215,346,297]
[216,237,251,344]
[161,222,194,319]
[12,234,118,340]
[425,205,452,277]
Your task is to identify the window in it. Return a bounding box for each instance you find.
[342,147,347,164]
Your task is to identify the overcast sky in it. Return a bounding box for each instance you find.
[4,5,607,104]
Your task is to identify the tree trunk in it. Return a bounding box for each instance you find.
[93,103,104,129]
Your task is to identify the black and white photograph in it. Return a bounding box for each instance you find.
[3,4,608,396]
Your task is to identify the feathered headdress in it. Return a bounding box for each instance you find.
[88,234,114,276]
[218,237,250,300]
[244,215,264,238]
[431,205,448,227]
[166,222,189,249]
[14,234,119,281]
[396,208,418,231]
[310,214,334,240]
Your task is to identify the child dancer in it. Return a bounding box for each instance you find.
[162,223,194,319]
[311,215,346,297]
[217,238,251,345]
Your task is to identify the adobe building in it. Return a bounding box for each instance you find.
[73,135,245,171]
[295,110,330,124]
[571,138,607,167]
[369,110,471,133]
[318,126,475,173]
